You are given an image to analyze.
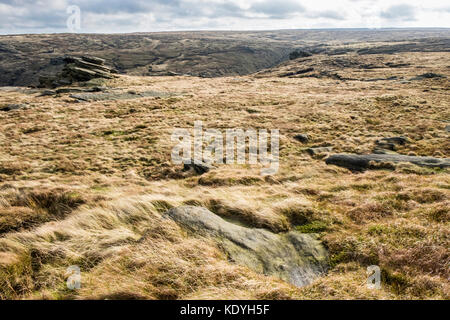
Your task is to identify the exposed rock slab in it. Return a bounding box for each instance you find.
[165,206,328,287]
[326,153,450,171]
[70,90,177,102]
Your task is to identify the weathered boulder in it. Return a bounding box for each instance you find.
[326,153,450,171]
[165,206,329,287]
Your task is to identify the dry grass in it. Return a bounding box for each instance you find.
[0,51,449,300]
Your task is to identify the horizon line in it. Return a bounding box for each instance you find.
[2,26,450,37]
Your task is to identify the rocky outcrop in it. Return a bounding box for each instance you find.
[326,154,450,171]
[165,206,329,287]
[38,56,118,88]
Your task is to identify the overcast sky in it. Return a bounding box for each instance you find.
[1,0,449,34]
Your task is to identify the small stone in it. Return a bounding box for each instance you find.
[183,160,212,175]
[377,136,409,146]
[294,134,309,143]
[306,147,333,156]
[39,90,56,96]
[0,104,28,111]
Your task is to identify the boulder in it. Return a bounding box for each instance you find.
[326,153,450,171]
[165,206,328,287]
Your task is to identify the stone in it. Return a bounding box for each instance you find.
[326,154,450,171]
[411,73,445,81]
[294,134,309,143]
[0,104,27,111]
[165,206,329,287]
[306,147,333,156]
[183,160,212,175]
[374,136,409,152]
[39,90,56,96]
[377,136,409,146]
[445,125,450,133]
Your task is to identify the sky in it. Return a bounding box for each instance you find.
[1,0,449,34]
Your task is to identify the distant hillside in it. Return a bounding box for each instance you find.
[0,29,448,86]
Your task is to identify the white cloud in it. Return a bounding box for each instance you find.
[0,0,449,34]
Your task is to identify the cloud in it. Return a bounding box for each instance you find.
[307,10,347,20]
[380,4,416,21]
[249,0,305,18]
[0,0,449,34]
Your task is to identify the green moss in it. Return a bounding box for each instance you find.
[296,221,329,233]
